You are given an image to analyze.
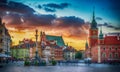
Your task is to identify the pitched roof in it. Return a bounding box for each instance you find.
[46,35,65,46]
[104,36,120,45]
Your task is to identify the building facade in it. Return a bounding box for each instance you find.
[0,17,12,55]
[99,33,120,63]
[63,46,76,60]
[85,11,120,63]
[40,32,65,61]
[10,39,39,60]
[10,47,29,60]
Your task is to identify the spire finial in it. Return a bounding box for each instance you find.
[100,26,102,34]
[93,6,95,20]
[99,26,103,39]
[91,6,97,29]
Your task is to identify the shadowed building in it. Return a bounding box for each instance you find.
[0,17,12,56]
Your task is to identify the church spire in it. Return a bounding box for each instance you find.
[91,7,97,29]
[93,7,95,21]
[85,39,89,49]
[99,26,103,39]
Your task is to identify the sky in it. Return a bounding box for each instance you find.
[0,0,120,50]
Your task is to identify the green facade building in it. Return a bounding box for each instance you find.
[10,47,29,59]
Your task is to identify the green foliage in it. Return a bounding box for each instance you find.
[24,60,30,66]
[51,60,57,66]
[40,61,46,66]
[34,61,39,66]
[75,51,82,59]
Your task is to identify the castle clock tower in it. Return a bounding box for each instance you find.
[89,9,98,59]
[89,9,98,47]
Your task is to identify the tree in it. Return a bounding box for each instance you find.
[75,51,82,59]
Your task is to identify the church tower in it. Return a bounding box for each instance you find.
[99,27,104,44]
[89,9,98,47]
[89,8,98,59]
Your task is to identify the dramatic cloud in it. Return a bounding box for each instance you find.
[44,7,56,12]
[0,0,7,3]
[52,16,85,28]
[98,22,120,30]
[3,12,23,25]
[43,3,70,9]
[3,13,56,29]
[1,1,87,40]
[96,17,102,20]
[38,5,42,9]
[0,1,35,14]
[41,3,70,12]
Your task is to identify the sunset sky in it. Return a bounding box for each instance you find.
[0,0,120,50]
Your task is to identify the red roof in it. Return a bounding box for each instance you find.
[104,36,120,45]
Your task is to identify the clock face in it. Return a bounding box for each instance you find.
[93,31,96,34]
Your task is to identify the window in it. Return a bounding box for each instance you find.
[110,47,112,51]
[0,30,2,34]
[114,53,118,58]
[115,48,118,51]
[103,48,105,50]
[109,53,112,58]
[0,39,2,43]
[102,53,106,58]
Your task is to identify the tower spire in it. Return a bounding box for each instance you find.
[93,6,95,21]
[85,38,89,49]
[99,26,103,39]
[91,6,97,29]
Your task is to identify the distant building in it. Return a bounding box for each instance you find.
[85,10,120,63]
[40,32,65,61]
[63,46,76,60]
[99,33,120,63]
[10,46,29,60]
[11,39,38,59]
[0,17,12,55]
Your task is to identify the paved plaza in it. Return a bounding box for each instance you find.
[0,61,120,72]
